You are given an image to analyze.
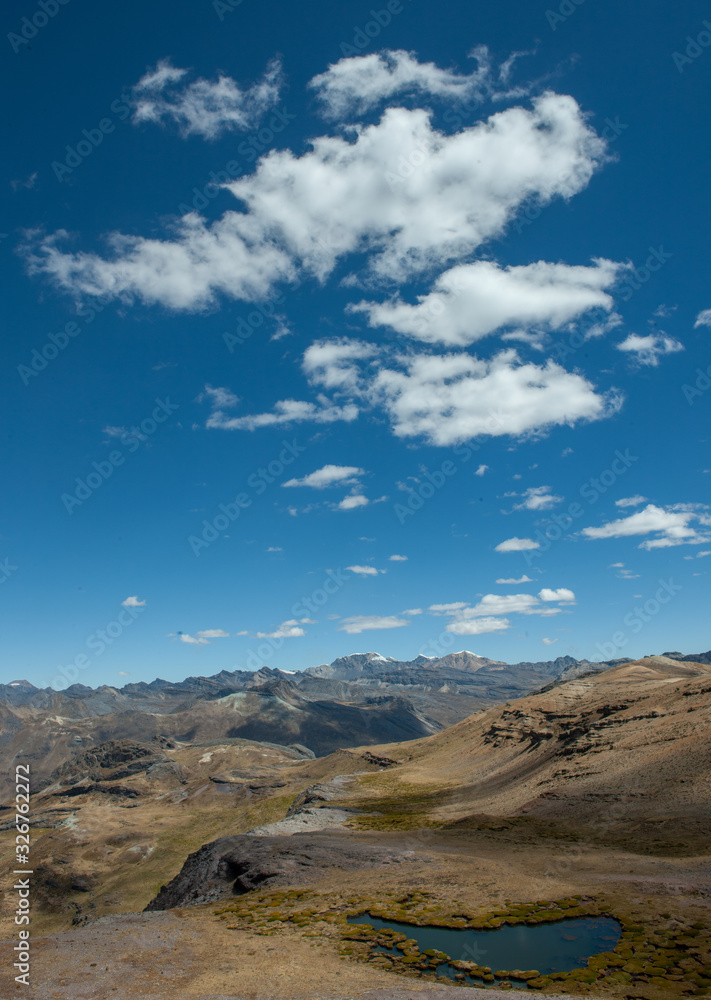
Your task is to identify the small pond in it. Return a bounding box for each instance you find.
[347,913,622,989]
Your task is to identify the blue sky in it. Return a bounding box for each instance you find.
[2,0,710,691]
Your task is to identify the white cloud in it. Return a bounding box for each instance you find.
[539,588,576,603]
[389,554,408,561]
[338,494,370,510]
[429,602,469,614]
[475,465,489,477]
[27,88,609,307]
[694,309,711,328]
[514,485,562,511]
[616,332,684,366]
[582,503,711,550]
[117,670,130,676]
[616,568,640,579]
[402,608,422,615]
[256,618,310,639]
[121,595,146,607]
[609,561,640,579]
[352,258,622,347]
[457,593,556,617]
[179,633,209,645]
[496,575,533,584]
[267,546,283,552]
[132,58,282,139]
[542,637,558,646]
[11,171,38,192]
[290,337,613,447]
[337,614,410,634]
[302,339,377,391]
[697,551,711,558]
[282,464,365,489]
[446,616,510,635]
[346,565,380,576]
[495,536,540,552]
[104,424,146,443]
[205,388,358,430]
[368,349,620,447]
[615,495,648,508]
[196,629,229,638]
[308,46,524,119]
[432,593,564,625]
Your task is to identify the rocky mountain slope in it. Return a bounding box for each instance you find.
[345,655,711,848]
[0,675,441,800]
[5,649,708,802]
[0,650,633,718]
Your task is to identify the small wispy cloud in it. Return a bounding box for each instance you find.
[615,495,648,508]
[256,618,312,639]
[337,494,370,510]
[337,614,410,634]
[513,486,562,511]
[178,633,209,646]
[495,537,540,553]
[283,465,365,489]
[616,332,684,366]
[132,57,283,139]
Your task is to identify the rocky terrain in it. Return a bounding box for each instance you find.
[343,655,711,849]
[0,650,637,801]
[1,652,710,999]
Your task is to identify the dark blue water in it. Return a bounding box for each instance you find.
[347,913,621,987]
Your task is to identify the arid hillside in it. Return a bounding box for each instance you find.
[340,656,711,849]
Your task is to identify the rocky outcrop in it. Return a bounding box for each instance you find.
[144,834,424,910]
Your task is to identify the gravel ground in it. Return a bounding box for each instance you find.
[1,910,588,1000]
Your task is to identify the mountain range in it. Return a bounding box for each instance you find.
[4,649,709,798]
